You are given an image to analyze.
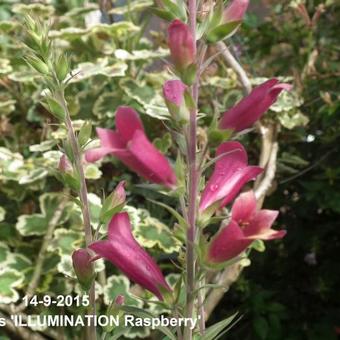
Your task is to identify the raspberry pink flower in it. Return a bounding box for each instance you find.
[89,212,171,300]
[85,106,176,188]
[223,0,249,23]
[168,19,195,71]
[206,190,286,263]
[219,79,292,132]
[199,142,262,212]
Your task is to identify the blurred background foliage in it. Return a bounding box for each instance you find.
[0,0,339,339]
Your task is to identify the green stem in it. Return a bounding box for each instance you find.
[56,90,97,340]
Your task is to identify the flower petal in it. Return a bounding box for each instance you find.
[85,147,115,163]
[243,209,285,240]
[207,220,251,263]
[127,130,176,187]
[85,128,126,163]
[96,128,126,149]
[231,190,257,223]
[115,106,144,144]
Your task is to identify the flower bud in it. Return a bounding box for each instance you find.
[168,20,195,72]
[72,248,95,291]
[163,80,189,123]
[100,181,126,223]
[58,154,72,173]
[114,295,125,306]
[223,0,249,23]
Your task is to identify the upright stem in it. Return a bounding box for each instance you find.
[57,91,97,340]
[185,1,199,339]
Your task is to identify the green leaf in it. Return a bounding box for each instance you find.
[12,3,55,17]
[0,207,6,222]
[49,22,138,40]
[147,199,187,230]
[108,0,153,15]
[78,121,92,147]
[251,240,266,252]
[0,269,24,304]
[43,97,66,121]
[201,313,239,340]
[206,21,241,43]
[84,164,102,180]
[18,168,48,185]
[134,216,181,254]
[277,109,309,129]
[153,133,172,153]
[69,59,127,83]
[16,193,71,236]
[29,140,57,152]
[150,7,176,21]
[114,48,169,61]
[162,0,187,22]
[0,20,18,33]
[103,275,143,307]
[253,316,269,340]
[48,228,83,256]
[0,58,13,75]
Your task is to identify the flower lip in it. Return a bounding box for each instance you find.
[206,190,286,263]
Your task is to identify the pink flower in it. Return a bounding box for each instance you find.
[223,0,249,23]
[199,142,262,212]
[89,212,171,300]
[163,80,189,122]
[206,190,286,263]
[219,79,292,132]
[168,19,195,71]
[85,106,176,188]
[72,248,95,290]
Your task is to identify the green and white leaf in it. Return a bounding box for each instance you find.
[69,58,127,83]
[108,0,152,15]
[12,3,55,16]
[103,275,143,308]
[48,229,83,256]
[0,269,24,304]
[134,217,181,253]
[114,48,168,61]
[0,58,12,75]
[16,193,71,236]
[0,207,5,222]
[49,22,138,40]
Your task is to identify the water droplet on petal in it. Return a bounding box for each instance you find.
[210,184,219,191]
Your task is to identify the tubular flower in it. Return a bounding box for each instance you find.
[223,0,249,23]
[219,79,292,132]
[89,212,171,300]
[85,106,176,188]
[163,80,189,122]
[199,142,262,212]
[72,248,95,290]
[168,19,195,71]
[206,190,286,263]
